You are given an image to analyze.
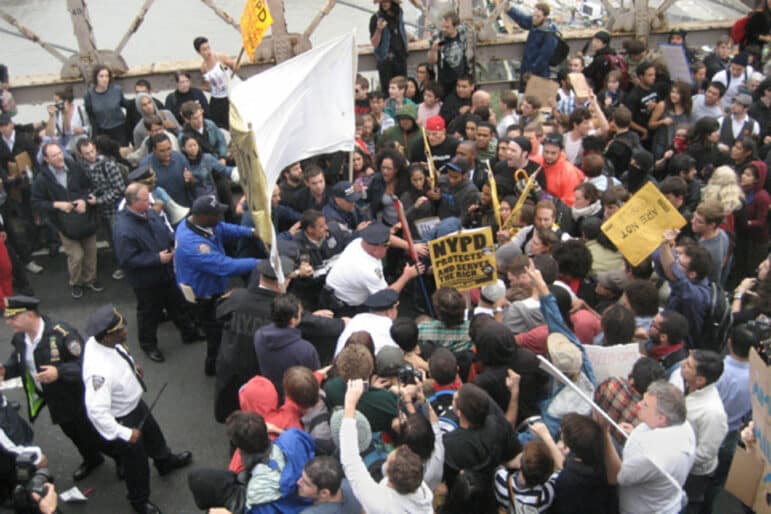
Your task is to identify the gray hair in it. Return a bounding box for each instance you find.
[647,380,686,426]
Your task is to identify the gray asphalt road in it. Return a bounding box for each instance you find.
[0,251,230,514]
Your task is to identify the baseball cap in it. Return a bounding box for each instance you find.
[331,181,361,202]
[375,346,406,377]
[547,333,582,377]
[425,116,445,131]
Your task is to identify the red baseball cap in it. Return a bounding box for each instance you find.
[425,116,445,131]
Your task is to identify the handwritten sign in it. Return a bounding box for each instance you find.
[241,0,274,61]
[601,182,687,266]
[584,343,642,384]
[428,227,497,291]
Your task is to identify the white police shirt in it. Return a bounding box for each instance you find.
[82,337,143,442]
[325,238,387,306]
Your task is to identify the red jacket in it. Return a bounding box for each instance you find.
[533,153,585,207]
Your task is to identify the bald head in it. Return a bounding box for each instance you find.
[472,90,491,110]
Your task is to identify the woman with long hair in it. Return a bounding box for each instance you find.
[743,0,771,50]
[84,65,129,146]
[686,116,725,176]
[648,80,692,159]
[351,146,376,198]
[400,163,435,236]
[701,165,747,240]
[180,134,232,200]
[735,161,770,279]
[368,148,407,225]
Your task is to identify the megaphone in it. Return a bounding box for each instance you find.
[164,197,190,225]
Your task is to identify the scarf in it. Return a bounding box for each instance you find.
[571,200,602,221]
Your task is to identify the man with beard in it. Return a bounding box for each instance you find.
[533,133,584,207]
[408,116,459,171]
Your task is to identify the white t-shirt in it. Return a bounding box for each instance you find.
[333,312,397,357]
[714,67,754,110]
[326,238,387,306]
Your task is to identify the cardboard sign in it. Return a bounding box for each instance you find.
[414,216,441,241]
[584,343,642,384]
[601,182,687,266]
[524,75,559,112]
[725,347,770,512]
[568,73,591,100]
[658,44,692,84]
[428,227,497,291]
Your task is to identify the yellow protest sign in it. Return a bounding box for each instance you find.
[601,182,686,266]
[241,0,273,61]
[428,227,497,291]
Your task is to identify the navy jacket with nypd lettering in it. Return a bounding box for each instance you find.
[113,207,176,289]
[174,218,259,298]
[4,317,86,424]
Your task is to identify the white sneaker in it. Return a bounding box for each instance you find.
[112,269,125,280]
[25,261,43,274]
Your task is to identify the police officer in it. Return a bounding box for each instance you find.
[286,209,351,310]
[113,182,202,363]
[321,181,371,233]
[174,195,261,375]
[324,222,419,316]
[0,295,107,482]
[82,304,192,514]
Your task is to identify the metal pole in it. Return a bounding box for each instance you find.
[66,0,99,62]
[0,26,77,54]
[199,0,241,31]
[303,0,336,42]
[114,0,157,55]
[0,10,71,64]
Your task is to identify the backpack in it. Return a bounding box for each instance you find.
[428,389,460,433]
[700,282,733,353]
[731,15,751,45]
[604,53,630,89]
[549,30,570,67]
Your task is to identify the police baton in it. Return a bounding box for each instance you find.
[139,382,168,430]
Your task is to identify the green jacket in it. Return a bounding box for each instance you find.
[377,103,422,152]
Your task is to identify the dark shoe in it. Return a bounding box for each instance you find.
[73,456,104,481]
[142,347,165,363]
[204,358,216,376]
[86,281,105,292]
[155,451,192,476]
[71,285,84,299]
[131,501,162,514]
[48,243,59,258]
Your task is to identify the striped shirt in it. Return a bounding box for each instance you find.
[494,466,560,513]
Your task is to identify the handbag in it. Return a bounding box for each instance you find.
[56,207,98,240]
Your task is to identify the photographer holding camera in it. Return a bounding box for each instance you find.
[0,384,58,513]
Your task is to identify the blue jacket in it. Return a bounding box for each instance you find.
[253,324,320,403]
[371,7,408,63]
[506,7,558,78]
[113,207,176,289]
[174,218,260,298]
[140,150,195,207]
[246,428,315,514]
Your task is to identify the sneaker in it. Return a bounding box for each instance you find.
[112,269,125,280]
[86,281,105,293]
[71,285,83,299]
[25,261,43,274]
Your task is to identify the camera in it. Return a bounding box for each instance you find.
[12,452,52,513]
[397,365,421,385]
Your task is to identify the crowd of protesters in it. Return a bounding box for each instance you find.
[0,0,769,513]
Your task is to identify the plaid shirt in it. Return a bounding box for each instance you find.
[594,376,641,444]
[417,319,472,353]
[83,156,126,221]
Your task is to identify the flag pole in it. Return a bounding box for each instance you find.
[231,46,245,78]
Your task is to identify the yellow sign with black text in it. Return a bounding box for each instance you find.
[241,0,273,61]
[428,227,497,291]
[601,182,686,266]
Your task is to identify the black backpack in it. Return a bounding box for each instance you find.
[549,30,570,67]
[699,282,733,353]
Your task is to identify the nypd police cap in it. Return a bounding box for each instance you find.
[3,295,40,318]
[127,164,156,183]
[360,222,391,245]
[86,304,127,339]
[363,288,399,310]
[257,256,297,280]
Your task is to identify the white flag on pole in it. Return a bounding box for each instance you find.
[230,32,357,282]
